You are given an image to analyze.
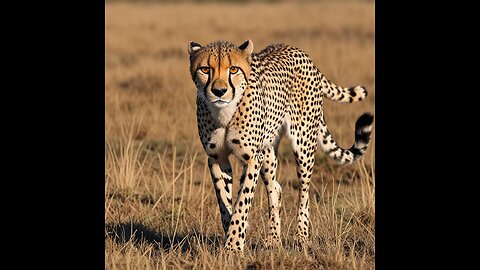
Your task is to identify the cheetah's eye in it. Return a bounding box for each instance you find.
[230,66,239,74]
[199,67,210,74]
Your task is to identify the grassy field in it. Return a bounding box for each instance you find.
[105,1,375,269]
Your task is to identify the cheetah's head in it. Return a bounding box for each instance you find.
[188,40,253,108]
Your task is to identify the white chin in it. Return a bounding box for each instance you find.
[212,100,230,108]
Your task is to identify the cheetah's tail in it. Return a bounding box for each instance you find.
[318,112,374,164]
[320,75,368,103]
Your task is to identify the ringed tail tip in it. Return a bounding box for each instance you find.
[355,113,374,129]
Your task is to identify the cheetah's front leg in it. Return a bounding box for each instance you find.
[224,158,262,252]
[208,157,233,235]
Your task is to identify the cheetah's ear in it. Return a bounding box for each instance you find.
[188,41,202,55]
[238,40,254,56]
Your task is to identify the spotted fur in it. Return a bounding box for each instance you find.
[188,40,373,252]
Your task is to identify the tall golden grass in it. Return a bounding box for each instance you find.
[106,1,374,269]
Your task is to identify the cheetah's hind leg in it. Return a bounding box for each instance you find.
[260,146,283,249]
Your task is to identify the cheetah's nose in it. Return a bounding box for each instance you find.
[212,88,227,98]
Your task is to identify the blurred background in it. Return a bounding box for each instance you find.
[106,0,374,269]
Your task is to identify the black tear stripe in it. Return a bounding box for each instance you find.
[227,54,236,97]
[203,55,211,97]
[228,73,236,98]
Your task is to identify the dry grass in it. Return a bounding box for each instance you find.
[106,1,375,269]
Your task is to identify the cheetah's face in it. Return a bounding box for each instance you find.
[188,40,253,108]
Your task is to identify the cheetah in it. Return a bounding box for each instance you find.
[188,40,373,252]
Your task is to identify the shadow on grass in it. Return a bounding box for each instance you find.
[105,222,223,253]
